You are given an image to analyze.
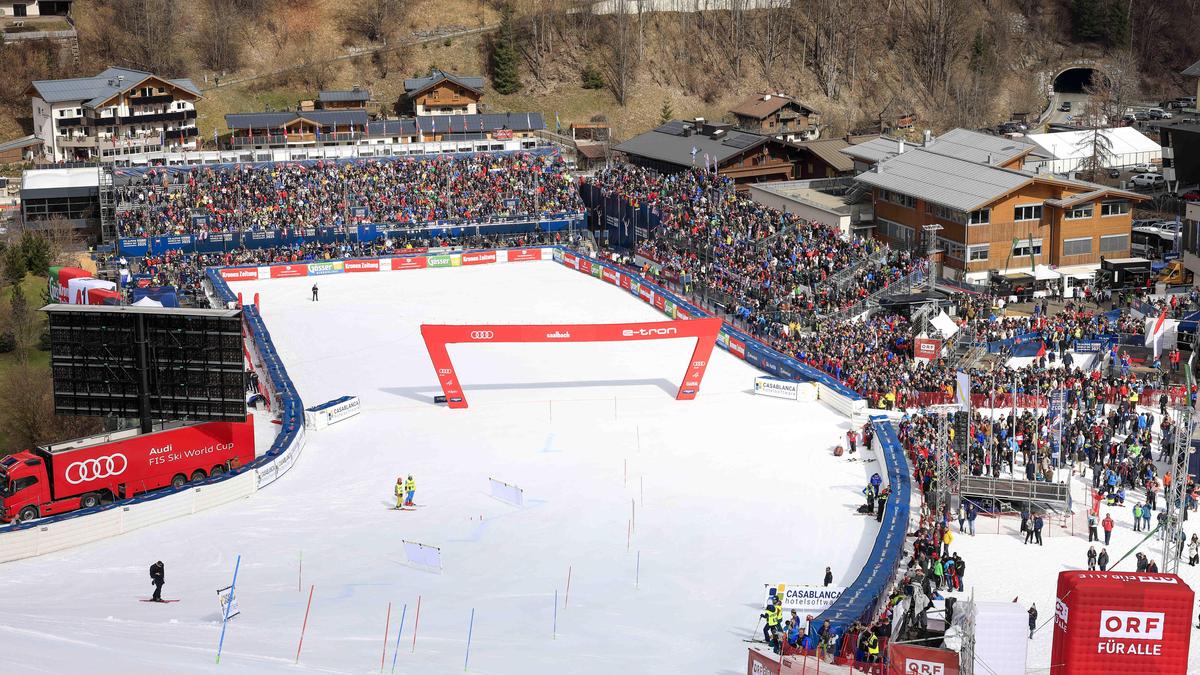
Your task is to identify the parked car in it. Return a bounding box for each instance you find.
[1122,113,1138,123]
[1148,108,1173,119]
[1108,168,1122,179]
[1183,191,1200,202]
[1131,173,1166,188]
[1134,111,1151,121]
[1133,163,1158,173]
[1059,101,1072,112]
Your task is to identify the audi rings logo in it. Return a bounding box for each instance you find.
[470,331,495,340]
[64,453,128,485]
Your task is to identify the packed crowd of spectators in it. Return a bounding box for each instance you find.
[114,153,583,238]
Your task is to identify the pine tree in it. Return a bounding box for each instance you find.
[490,6,522,95]
[1070,0,1102,42]
[580,65,605,90]
[659,100,675,125]
[1102,0,1129,48]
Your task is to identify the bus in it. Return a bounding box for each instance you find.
[1131,226,1179,260]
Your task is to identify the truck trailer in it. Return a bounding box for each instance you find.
[0,416,254,523]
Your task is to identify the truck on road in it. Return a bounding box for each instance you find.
[0,416,254,523]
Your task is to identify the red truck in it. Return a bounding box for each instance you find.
[0,416,255,524]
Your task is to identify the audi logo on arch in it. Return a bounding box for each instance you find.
[469,331,495,340]
[64,454,128,485]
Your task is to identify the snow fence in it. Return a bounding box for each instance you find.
[550,248,912,648]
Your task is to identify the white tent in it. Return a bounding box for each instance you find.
[1032,264,1060,281]
[132,296,164,308]
[930,310,960,338]
[1023,127,1161,173]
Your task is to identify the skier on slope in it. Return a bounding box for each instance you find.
[404,474,416,507]
[149,560,165,602]
[394,476,405,509]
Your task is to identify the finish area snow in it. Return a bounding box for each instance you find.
[0,261,877,674]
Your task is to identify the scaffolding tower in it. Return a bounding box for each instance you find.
[1161,406,1194,575]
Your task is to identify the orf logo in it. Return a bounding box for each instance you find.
[1099,611,1165,640]
[903,660,945,675]
[64,453,128,484]
[919,343,936,354]
[470,331,495,340]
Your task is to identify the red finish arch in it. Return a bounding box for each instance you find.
[420,318,723,409]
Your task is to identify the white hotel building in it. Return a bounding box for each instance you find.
[27,66,201,162]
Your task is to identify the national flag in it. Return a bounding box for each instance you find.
[1150,307,1169,358]
[555,111,561,135]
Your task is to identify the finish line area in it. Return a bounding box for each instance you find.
[0,258,880,674]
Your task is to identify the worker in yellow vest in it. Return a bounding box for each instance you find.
[404,475,416,507]
[863,629,880,662]
[394,476,405,509]
[760,603,782,643]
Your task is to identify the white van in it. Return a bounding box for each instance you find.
[1131,173,1165,188]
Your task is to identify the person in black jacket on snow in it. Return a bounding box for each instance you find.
[150,561,165,602]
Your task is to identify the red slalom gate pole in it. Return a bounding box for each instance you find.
[411,595,422,653]
[380,602,391,672]
[295,584,315,664]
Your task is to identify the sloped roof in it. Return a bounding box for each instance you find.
[1183,58,1200,77]
[614,120,778,168]
[922,128,1038,165]
[318,89,370,103]
[729,93,817,120]
[365,112,544,137]
[795,138,852,173]
[857,147,1147,212]
[0,135,43,153]
[28,67,200,108]
[224,110,369,130]
[840,136,906,163]
[403,70,485,97]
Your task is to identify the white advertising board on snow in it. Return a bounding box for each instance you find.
[753,377,817,402]
[764,583,846,613]
[304,395,361,430]
[488,478,524,506]
[216,585,240,619]
[403,540,443,572]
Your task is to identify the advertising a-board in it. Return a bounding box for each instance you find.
[887,644,960,675]
[508,248,542,262]
[393,256,428,271]
[914,338,943,362]
[462,251,498,266]
[307,261,344,276]
[219,267,259,282]
[270,264,309,278]
[754,376,799,400]
[765,584,846,613]
[344,259,380,273]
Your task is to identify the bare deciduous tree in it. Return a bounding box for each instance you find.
[340,0,408,44]
[904,0,968,103]
[195,0,247,72]
[599,3,640,106]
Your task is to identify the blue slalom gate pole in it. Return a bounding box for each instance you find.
[636,551,641,589]
[464,608,475,671]
[215,554,242,664]
[553,590,558,638]
[390,603,407,674]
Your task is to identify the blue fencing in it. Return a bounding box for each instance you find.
[807,417,911,648]
[116,215,584,256]
[571,252,909,641]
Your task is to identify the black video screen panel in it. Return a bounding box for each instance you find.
[48,307,246,422]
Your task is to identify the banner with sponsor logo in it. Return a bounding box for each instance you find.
[216,584,241,620]
[306,261,344,276]
[601,267,620,285]
[578,258,593,275]
[754,376,800,400]
[765,584,846,613]
[420,319,721,409]
[462,251,498,266]
[219,267,259,282]
[304,395,361,430]
[1050,571,1194,675]
[393,256,428,271]
[728,335,746,360]
[888,644,960,675]
[488,478,524,506]
[1073,339,1106,353]
[914,337,943,362]
[270,264,308,279]
[426,255,455,269]
[507,248,542,262]
[344,259,380,273]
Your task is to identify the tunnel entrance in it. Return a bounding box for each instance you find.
[1053,68,1101,94]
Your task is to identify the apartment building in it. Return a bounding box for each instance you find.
[853,136,1147,280]
[27,66,200,162]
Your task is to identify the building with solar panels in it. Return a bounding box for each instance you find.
[26,67,201,162]
[613,118,804,188]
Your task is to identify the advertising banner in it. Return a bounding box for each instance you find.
[664,299,676,318]
[754,376,799,400]
[621,275,632,290]
[653,293,666,311]
[270,264,309,279]
[578,258,592,276]
[219,267,258,282]
[428,255,458,269]
[507,248,542,262]
[488,478,524,506]
[304,395,361,430]
[1048,389,1065,461]
[638,286,654,304]
[393,256,428,271]
[403,540,443,571]
[462,251,498,266]
[728,336,747,360]
[306,261,344,276]
[1074,339,1106,353]
[914,337,943,362]
[765,584,846,613]
[344,259,380,273]
[602,267,620,285]
[888,644,960,675]
[563,252,579,270]
[1050,571,1194,675]
[216,585,241,620]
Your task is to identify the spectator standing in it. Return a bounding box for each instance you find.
[1102,513,1114,545]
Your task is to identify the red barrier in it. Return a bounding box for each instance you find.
[420,319,722,409]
